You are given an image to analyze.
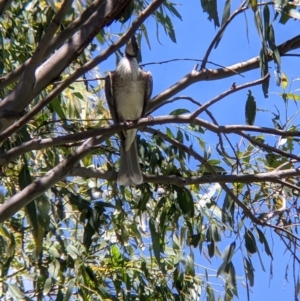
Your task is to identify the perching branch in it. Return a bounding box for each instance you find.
[0,0,133,129]
[0,0,166,139]
[69,166,300,189]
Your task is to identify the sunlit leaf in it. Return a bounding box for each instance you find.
[63,279,75,301]
[43,277,53,296]
[281,72,288,89]
[8,284,25,299]
[281,93,300,101]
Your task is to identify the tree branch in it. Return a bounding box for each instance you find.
[6,0,74,114]
[201,0,248,69]
[149,34,300,113]
[0,135,108,223]
[2,111,300,165]
[0,0,106,89]
[69,166,300,188]
[0,0,132,127]
[0,0,165,139]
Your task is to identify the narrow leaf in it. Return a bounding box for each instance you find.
[244,228,257,254]
[255,227,273,259]
[200,0,220,27]
[244,257,255,286]
[63,279,75,301]
[245,90,257,125]
[281,72,288,90]
[149,219,161,265]
[215,0,231,48]
[170,108,190,115]
[223,241,236,266]
[259,46,269,97]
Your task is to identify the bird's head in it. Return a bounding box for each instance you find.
[125,35,139,58]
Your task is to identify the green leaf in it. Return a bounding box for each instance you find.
[206,224,221,242]
[245,90,256,125]
[164,2,183,20]
[254,10,263,41]
[149,219,161,265]
[67,245,81,260]
[217,262,226,277]
[206,284,215,301]
[200,0,220,28]
[244,228,257,254]
[255,227,273,259]
[263,5,270,40]
[223,241,236,267]
[169,108,191,115]
[226,262,237,292]
[43,277,53,296]
[49,259,60,279]
[259,46,269,97]
[249,0,257,11]
[281,93,300,101]
[83,208,102,250]
[166,127,175,139]
[208,241,215,258]
[186,255,195,276]
[165,15,177,43]
[140,23,151,50]
[244,257,255,286]
[19,162,44,254]
[176,187,194,217]
[188,233,201,247]
[63,279,75,301]
[50,96,66,120]
[8,284,25,299]
[215,0,231,48]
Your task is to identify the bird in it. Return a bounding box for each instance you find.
[105,36,153,186]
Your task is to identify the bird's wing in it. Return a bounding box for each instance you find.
[104,72,119,124]
[142,71,153,117]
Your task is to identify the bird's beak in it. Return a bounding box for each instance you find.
[125,35,139,57]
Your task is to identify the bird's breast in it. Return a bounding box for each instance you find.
[113,77,146,121]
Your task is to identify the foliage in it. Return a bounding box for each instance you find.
[0,0,300,300]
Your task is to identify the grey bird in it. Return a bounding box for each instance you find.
[105,36,153,186]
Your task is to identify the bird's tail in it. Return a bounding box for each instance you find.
[117,138,143,186]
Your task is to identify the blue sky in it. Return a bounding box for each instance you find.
[100,0,300,300]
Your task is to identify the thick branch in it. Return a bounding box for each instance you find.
[149,35,300,113]
[0,0,12,17]
[0,135,107,223]
[10,0,74,113]
[2,112,300,165]
[0,0,165,140]
[0,0,106,89]
[0,0,132,125]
